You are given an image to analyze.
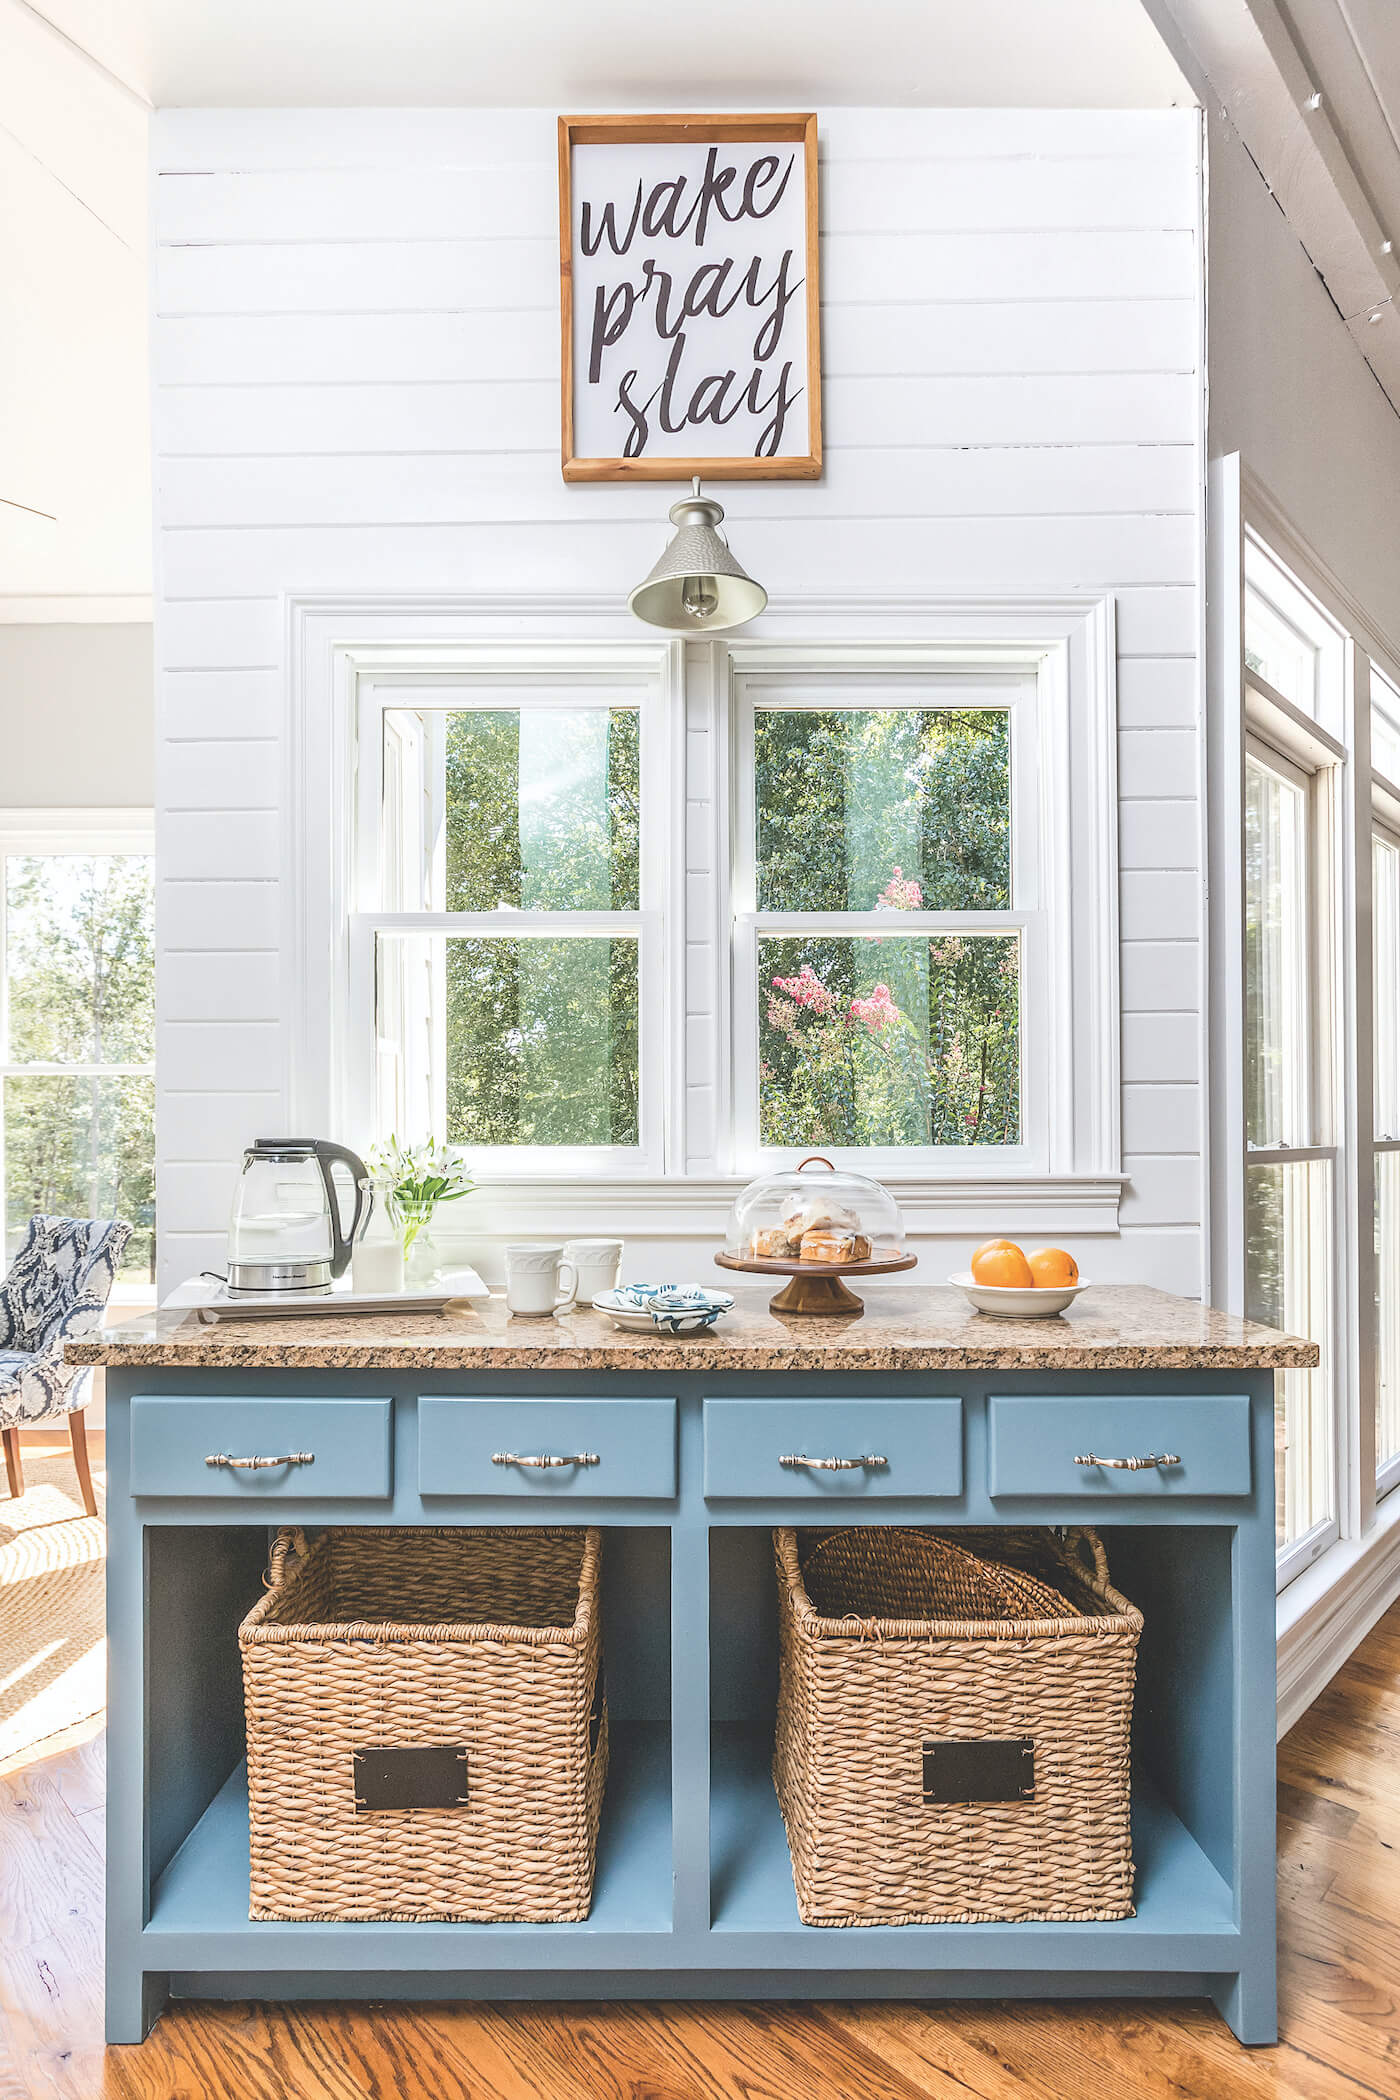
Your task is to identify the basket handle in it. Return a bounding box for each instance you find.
[266,1526,309,1588]
[1062,1526,1110,1585]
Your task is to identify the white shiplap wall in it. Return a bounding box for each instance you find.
[151,106,1205,1295]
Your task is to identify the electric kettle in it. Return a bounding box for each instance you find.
[226,1138,369,1295]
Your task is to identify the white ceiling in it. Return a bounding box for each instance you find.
[22,0,1196,108]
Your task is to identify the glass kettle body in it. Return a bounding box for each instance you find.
[226,1138,368,1295]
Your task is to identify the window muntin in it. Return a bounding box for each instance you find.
[354,674,665,1172]
[1243,740,1337,1565]
[0,843,155,1280]
[733,672,1039,1168]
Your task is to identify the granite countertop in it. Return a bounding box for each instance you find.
[68,1284,1319,1373]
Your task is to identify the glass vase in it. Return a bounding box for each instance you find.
[398,1199,440,1285]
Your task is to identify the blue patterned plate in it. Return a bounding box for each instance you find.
[593,1284,736,1334]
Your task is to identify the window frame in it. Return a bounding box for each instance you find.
[728,663,1047,1175]
[289,594,1122,1237]
[0,806,156,1295]
[341,645,682,1179]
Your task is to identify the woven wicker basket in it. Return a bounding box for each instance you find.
[773,1525,1142,1926]
[238,1526,607,1922]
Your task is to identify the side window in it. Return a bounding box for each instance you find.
[0,833,156,1280]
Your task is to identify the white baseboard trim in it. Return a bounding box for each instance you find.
[1276,1491,1400,1738]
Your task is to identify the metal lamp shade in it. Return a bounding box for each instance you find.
[628,488,768,633]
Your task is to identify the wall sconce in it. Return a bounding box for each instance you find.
[627,478,767,632]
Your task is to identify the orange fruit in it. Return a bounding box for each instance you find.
[970,1240,1033,1288]
[971,1237,1020,1267]
[1027,1246,1078,1288]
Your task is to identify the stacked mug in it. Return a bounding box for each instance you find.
[504,1239,623,1318]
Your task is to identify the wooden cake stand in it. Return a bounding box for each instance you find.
[714,1248,917,1318]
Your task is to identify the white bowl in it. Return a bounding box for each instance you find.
[948,1272,1090,1319]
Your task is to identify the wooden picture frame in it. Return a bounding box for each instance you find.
[558,113,822,483]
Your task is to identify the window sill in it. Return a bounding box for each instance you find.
[445,1173,1124,1239]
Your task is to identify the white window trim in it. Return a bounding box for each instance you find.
[286,592,1123,1234]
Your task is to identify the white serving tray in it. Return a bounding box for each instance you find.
[169,1270,489,1324]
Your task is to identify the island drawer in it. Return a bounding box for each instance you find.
[129,1396,392,1499]
[987,1395,1252,1498]
[703,1397,962,1500]
[418,1396,677,1498]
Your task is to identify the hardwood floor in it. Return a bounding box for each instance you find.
[2,1608,1398,2099]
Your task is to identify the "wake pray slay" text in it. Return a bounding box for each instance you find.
[576,145,807,459]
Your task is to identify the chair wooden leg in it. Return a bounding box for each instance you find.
[2,1427,22,1500]
[69,1412,97,1518]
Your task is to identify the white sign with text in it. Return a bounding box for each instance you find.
[568,135,814,471]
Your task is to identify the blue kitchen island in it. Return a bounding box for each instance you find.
[72,1284,1315,2047]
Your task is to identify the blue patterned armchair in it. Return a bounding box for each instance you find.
[0,1214,132,1517]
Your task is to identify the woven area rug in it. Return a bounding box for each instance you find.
[0,1447,105,1766]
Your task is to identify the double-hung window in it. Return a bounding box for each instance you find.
[731,665,1039,1169]
[318,606,1117,1224]
[347,649,676,1175]
[1235,514,1400,1611]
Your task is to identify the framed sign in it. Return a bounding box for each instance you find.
[558,113,821,483]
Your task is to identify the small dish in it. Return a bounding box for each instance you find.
[593,1284,735,1334]
[948,1273,1092,1319]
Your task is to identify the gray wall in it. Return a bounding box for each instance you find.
[0,623,154,808]
[1207,106,1400,642]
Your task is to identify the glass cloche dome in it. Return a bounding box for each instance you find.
[717,1156,914,1317]
[725,1155,906,1267]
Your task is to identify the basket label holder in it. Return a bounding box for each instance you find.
[352,1745,469,1812]
[923,1737,1035,1803]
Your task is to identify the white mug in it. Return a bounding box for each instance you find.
[504,1242,577,1318]
[565,1237,624,1307]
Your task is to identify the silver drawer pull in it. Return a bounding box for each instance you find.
[491,1451,600,1469]
[1074,1451,1181,1471]
[779,1452,888,1471]
[205,1451,314,1470]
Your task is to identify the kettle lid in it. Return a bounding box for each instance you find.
[247,1137,318,1159]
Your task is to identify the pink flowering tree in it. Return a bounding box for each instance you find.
[759,871,1020,1148]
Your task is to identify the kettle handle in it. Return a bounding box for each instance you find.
[314,1142,369,1279]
